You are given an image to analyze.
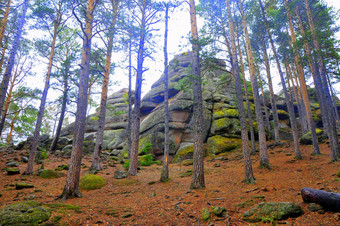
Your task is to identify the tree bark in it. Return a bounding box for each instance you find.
[239,0,269,168]
[257,67,271,134]
[285,0,320,155]
[305,0,339,160]
[0,0,12,48]
[189,0,205,189]
[60,0,97,200]
[227,0,255,184]
[129,0,147,176]
[260,38,280,143]
[127,36,132,159]
[91,0,119,172]
[301,187,340,211]
[237,34,256,155]
[23,8,62,175]
[160,3,170,183]
[0,0,29,126]
[259,0,301,159]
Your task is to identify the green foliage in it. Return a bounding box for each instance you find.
[140,141,152,155]
[79,174,107,190]
[202,208,211,222]
[336,170,340,177]
[139,154,154,166]
[38,169,64,179]
[90,116,99,121]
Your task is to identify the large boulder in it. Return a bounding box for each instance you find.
[0,201,51,225]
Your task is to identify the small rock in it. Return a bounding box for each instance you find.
[308,203,323,212]
[113,170,128,179]
[6,168,20,175]
[96,220,103,224]
[121,213,132,218]
[16,183,34,190]
[213,163,221,167]
[212,206,226,217]
[202,208,211,222]
[6,161,19,167]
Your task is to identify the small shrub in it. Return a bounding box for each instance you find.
[79,174,107,190]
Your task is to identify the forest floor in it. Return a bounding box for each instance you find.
[1,141,340,225]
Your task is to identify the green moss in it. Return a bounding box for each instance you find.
[123,159,130,170]
[181,159,193,166]
[38,169,64,179]
[6,167,20,175]
[300,129,324,145]
[16,183,34,190]
[242,202,303,223]
[55,165,69,171]
[207,135,241,155]
[173,145,194,163]
[180,170,192,178]
[202,208,211,222]
[138,136,153,155]
[277,110,290,120]
[79,174,107,190]
[337,170,340,177]
[212,206,226,217]
[213,108,239,119]
[45,203,81,212]
[0,201,51,225]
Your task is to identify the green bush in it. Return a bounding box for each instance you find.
[139,154,154,166]
[79,174,107,190]
[123,159,130,170]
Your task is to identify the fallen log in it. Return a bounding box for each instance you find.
[301,187,340,212]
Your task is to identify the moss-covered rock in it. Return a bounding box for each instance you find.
[181,159,193,166]
[138,136,153,155]
[211,118,241,137]
[16,183,34,190]
[0,201,51,225]
[299,129,324,145]
[277,110,290,120]
[242,202,303,223]
[180,170,192,178]
[5,167,20,175]
[55,164,69,171]
[79,174,107,190]
[212,206,226,217]
[173,145,194,163]
[213,108,239,119]
[207,135,241,155]
[202,208,211,222]
[38,169,64,179]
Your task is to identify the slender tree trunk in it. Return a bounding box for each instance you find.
[127,36,132,159]
[259,0,302,159]
[0,41,7,73]
[285,0,320,155]
[305,0,339,160]
[129,0,147,176]
[189,0,205,189]
[257,67,271,134]
[6,111,18,146]
[49,74,68,153]
[160,4,170,182]
[0,0,29,124]
[260,38,280,143]
[60,0,97,199]
[91,0,119,171]
[239,0,269,168]
[23,11,62,175]
[0,0,11,48]
[227,0,255,183]
[237,34,256,155]
[327,75,340,128]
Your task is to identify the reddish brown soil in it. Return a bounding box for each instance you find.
[0,142,339,225]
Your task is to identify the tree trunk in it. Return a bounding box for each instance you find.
[0,0,12,48]
[260,38,280,143]
[91,0,119,172]
[0,0,29,124]
[285,0,320,155]
[127,36,132,159]
[237,33,256,155]
[49,73,68,153]
[6,111,18,146]
[239,0,269,168]
[23,10,62,175]
[0,41,7,73]
[227,0,255,184]
[129,0,147,176]
[257,67,271,134]
[189,0,205,189]
[305,0,339,160]
[60,0,97,200]
[301,187,340,211]
[259,0,301,159]
[160,4,170,183]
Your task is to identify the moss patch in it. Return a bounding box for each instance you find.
[79,174,107,190]
[242,202,303,223]
[207,135,241,155]
[202,208,211,222]
[5,167,20,175]
[300,129,325,145]
[38,169,64,179]
[0,201,51,225]
[173,145,194,163]
[277,110,290,120]
[213,108,239,119]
